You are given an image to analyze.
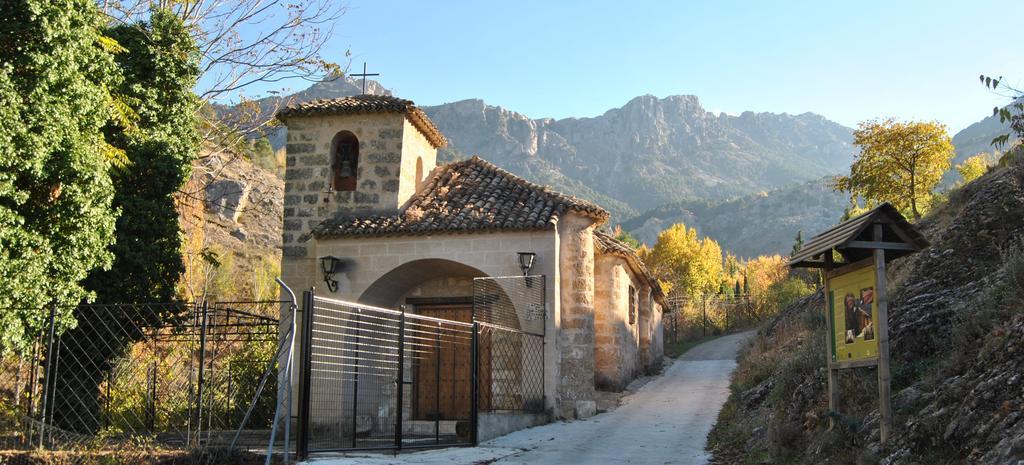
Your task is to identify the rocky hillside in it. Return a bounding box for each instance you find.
[707,153,1024,464]
[621,178,848,257]
[187,150,284,300]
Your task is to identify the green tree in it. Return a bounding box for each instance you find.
[612,224,642,249]
[249,136,281,174]
[650,223,723,298]
[791,230,804,256]
[86,9,200,304]
[52,9,201,433]
[835,119,955,220]
[0,0,119,353]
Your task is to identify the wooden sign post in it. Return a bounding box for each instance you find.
[872,223,893,443]
[788,203,927,445]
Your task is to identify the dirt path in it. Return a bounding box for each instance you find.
[308,331,753,465]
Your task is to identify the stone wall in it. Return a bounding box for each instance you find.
[637,287,665,374]
[280,112,437,264]
[593,254,642,391]
[555,213,598,419]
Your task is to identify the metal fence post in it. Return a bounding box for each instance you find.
[470,322,479,446]
[351,308,361,449]
[38,303,57,448]
[297,289,314,460]
[394,306,405,450]
[434,322,441,445]
[195,301,209,447]
[147,361,156,432]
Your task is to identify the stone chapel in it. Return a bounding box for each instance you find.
[277,94,665,422]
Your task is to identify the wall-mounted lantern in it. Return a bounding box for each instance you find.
[517,252,536,276]
[320,256,343,292]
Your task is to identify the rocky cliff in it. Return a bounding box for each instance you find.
[423,96,854,216]
[707,153,1024,464]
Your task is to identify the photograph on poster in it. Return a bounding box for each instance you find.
[829,264,879,361]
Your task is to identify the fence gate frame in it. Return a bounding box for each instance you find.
[296,275,546,459]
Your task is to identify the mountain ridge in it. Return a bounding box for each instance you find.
[245,78,1011,257]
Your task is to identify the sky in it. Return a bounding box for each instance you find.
[255,0,1023,133]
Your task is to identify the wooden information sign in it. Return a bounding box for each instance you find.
[788,203,928,444]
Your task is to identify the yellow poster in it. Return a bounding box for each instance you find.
[827,264,879,363]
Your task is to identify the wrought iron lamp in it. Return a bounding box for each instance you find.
[320,256,342,292]
[517,252,536,276]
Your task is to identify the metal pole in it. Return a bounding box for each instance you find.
[27,336,40,444]
[283,301,297,464]
[105,369,112,429]
[351,309,360,449]
[470,322,479,446]
[702,296,707,337]
[276,277,298,465]
[394,307,405,450]
[260,301,297,465]
[195,301,209,447]
[296,289,314,460]
[434,322,441,445]
[148,361,156,432]
[38,303,57,448]
[824,253,839,431]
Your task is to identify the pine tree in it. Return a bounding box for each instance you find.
[791,230,804,256]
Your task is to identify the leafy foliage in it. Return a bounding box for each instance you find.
[835,119,955,219]
[0,0,119,352]
[980,75,1024,149]
[86,9,200,304]
[955,152,996,185]
[650,223,723,298]
[611,224,642,249]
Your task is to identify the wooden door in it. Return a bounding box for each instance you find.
[414,304,474,420]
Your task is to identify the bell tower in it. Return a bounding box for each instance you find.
[276,94,447,262]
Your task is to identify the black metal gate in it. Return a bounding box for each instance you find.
[297,292,477,455]
[296,275,546,458]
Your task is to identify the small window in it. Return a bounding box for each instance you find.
[628,285,638,325]
[331,131,359,191]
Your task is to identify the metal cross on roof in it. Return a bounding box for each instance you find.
[350,62,379,95]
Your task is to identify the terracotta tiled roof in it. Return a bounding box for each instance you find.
[313,156,609,238]
[275,94,448,148]
[594,230,667,307]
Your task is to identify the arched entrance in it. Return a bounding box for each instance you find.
[357,258,489,308]
[298,260,547,454]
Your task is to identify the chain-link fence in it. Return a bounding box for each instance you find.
[0,300,293,463]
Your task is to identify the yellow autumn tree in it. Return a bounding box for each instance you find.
[835,119,955,219]
[649,223,723,299]
[742,255,790,317]
[955,152,996,185]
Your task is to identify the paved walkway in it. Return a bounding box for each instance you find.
[307,331,753,465]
